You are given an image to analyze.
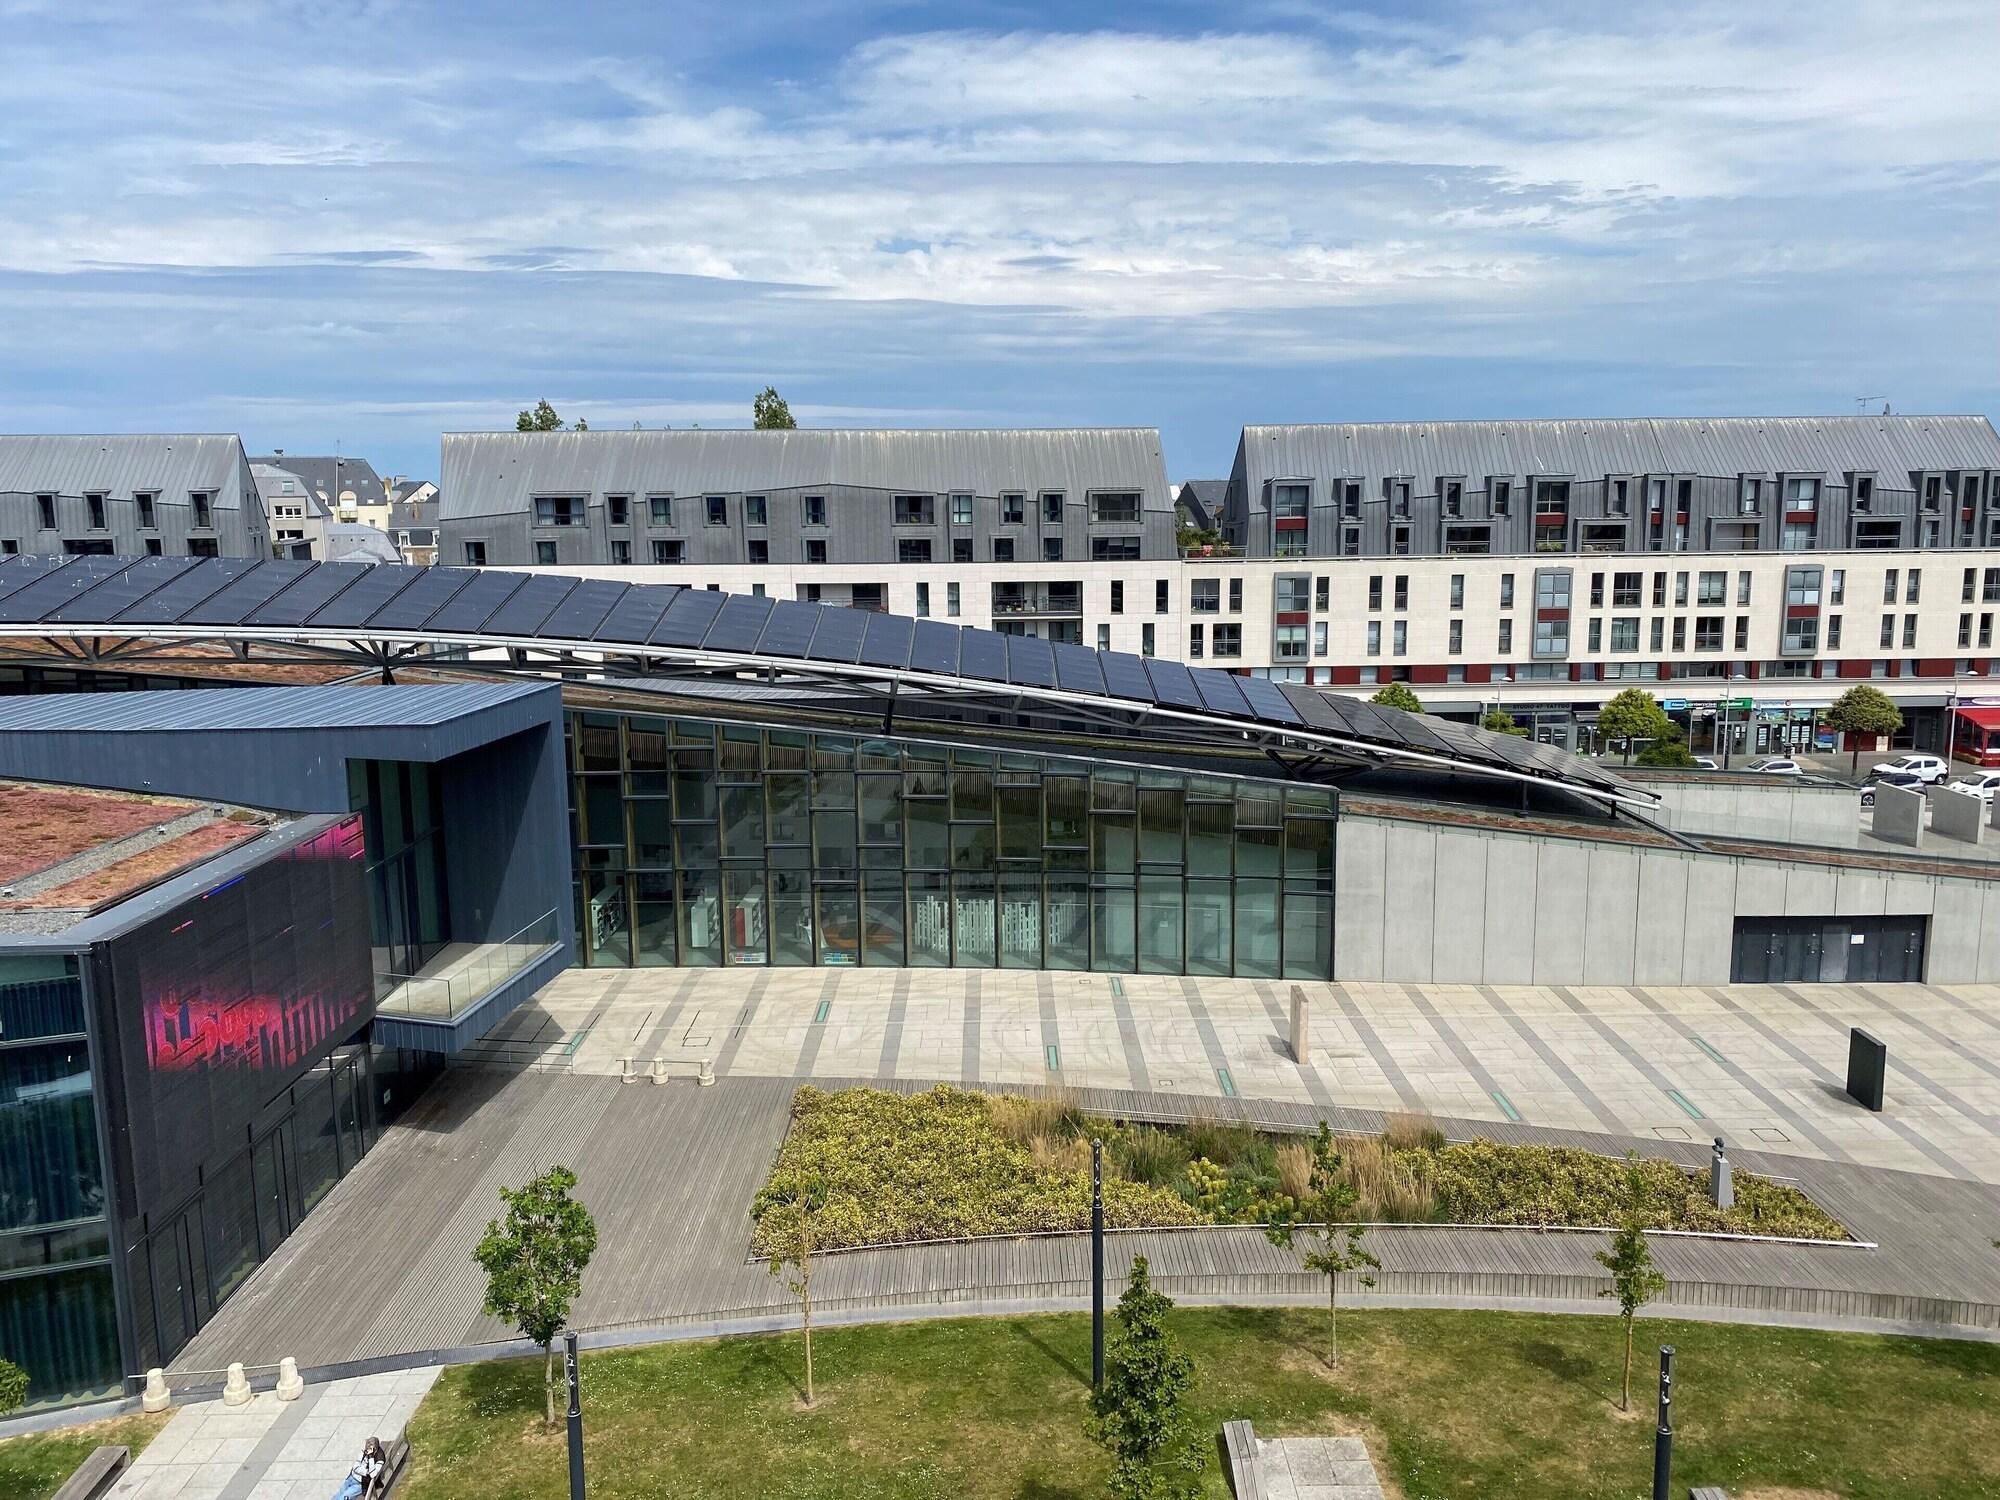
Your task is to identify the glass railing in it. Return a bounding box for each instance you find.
[375,908,561,1022]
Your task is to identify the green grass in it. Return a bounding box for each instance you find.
[0,1411,170,1500]
[400,1308,2000,1500]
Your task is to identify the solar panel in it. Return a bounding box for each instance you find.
[115,557,262,624]
[1052,643,1107,696]
[592,584,676,645]
[753,599,821,658]
[426,568,528,634]
[1366,704,1457,758]
[1097,651,1157,705]
[1236,675,1304,727]
[0,555,76,607]
[306,563,428,628]
[1278,685,1356,734]
[858,611,915,670]
[541,579,629,640]
[180,559,315,626]
[46,556,197,623]
[909,619,962,677]
[1190,667,1251,717]
[482,575,579,637]
[0,556,131,624]
[649,588,725,646]
[248,562,374,627]
[1142,659,1205,710]
[1004,634,1057,689]
[1419,715,1512,771]
[955,628,1008,684]
[704,593,774,653]
[803,605,866,663]
[364,567,476,632]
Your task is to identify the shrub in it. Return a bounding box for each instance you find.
[1275,1141,1312,1201]
[988,1089,1085,1146]
[1383,1111,1446,1152]
[1181,1110,1265,1172]
[1337,1135,1436,1223]
[1116,1126,1192,1188]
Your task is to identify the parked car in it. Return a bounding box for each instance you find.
[1946,769,2000,803]
[1745,757,1804,775]
[1860,768,1925,808]
[1691,756,1720,771]
[1868,753,1949,785]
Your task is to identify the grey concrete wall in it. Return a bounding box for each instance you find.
[1635,774,1859,847]
[1334,811,2000,985]
[1931,787,1988,845]
[1871,782,1926,848]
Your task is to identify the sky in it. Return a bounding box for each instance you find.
[0,0,1996,482]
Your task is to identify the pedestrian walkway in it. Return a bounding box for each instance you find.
[109,1368,438,1500]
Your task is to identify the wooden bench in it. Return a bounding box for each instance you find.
[51,1444,129,1500]
[1690,1488,1731,1499]
[367,1435,411,1499]
[1220,1420,1265,1500]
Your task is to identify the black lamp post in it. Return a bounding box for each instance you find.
[1091,1137,1105,1389]
[565,1330,587,1500]
[1652,1344,1675,1500]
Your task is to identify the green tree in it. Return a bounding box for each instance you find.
[1370,681,1423,714]
[1481,708,1529,737]
[759,1170,829,1404]
[1826,684,1904,775]
[516,399,586,433]
[1598,688,1674,764]
[0,1356,27,1415]
[752,386,797,429]
[1087,1257,1206,1500]
[1634,732,1699,768]
[1594,1160,1667,1412]
[1265,1122,1380,1368]
[474,1165,598,1428]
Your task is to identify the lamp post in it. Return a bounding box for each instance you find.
[1652,1345,1675,1500]
[564,1330,586,1500]
[1091,1137,1105,1389]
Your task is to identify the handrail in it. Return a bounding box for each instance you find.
[375,908,561,1021]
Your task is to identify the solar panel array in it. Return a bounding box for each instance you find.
[0,554,1640,800]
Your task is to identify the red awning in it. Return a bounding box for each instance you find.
[1956,706,2000,731]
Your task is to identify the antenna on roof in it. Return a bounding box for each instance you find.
[1854,397,1883,415]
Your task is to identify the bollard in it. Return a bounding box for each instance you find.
[141,1368,171,1414]
[697,1058,715,1087]
[1846,1028,1887,1112]
[618,1056,636,1085]
[1288,984,1312,1066]
[275,1356,303,1401]
[222,1362,252,1407]
[651,1056,667,1084]
[1708,1138,1733,1211]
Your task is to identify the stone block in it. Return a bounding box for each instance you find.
[1931,786,1986,845]
[1869,781,1925,848]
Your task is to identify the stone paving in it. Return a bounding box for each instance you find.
[1256,1433,1388,1500]
[487,969,2000,1183]
[109,1368,438,1500]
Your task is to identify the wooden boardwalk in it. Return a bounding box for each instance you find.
[167,1066,2000,1384]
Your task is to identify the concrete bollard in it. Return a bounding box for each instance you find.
[1288,984,1311,1066]
[618,1055,636,1084]
[222,1362,251,1407]
[1709,1138,1733,1210]
[651,1056,667,1084]
[697,1058,715,1087]
[141,1368,171,1414]
[275,1356,303,1402]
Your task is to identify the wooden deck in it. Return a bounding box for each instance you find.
[167,1066,2000,1383]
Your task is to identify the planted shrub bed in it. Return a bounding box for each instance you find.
[749,1086,1847,1255]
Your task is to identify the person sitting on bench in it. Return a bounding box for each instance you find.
[332,1436,385,1500]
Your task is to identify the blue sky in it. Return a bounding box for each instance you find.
[1,0,1995,482]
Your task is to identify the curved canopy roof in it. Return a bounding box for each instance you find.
[0,553,1649,809]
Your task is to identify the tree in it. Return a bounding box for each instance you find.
[474,1165,598,1429]
[1370,681,1423,714]
[1087,1257,1206,1500]
[1598,688,1674,765]
[752,387,796,430]
[1634,734,1699,769]
[760,1170,828,1404]
[1481,709,1529,737]
[1826,685,1904,775]
[516,399,586,433]
[0,1356,27,1415]
[1594,1160,1667,1412]
[1265,1122,1380,1368]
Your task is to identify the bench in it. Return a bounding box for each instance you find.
[51,1445,129,1500]
[1690,1489,1731,1499]
[1220,1420,1265,1500]
[368,1436,412,1499]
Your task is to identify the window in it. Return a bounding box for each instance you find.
[1041,491,1064,523]
[1449,574,1464,609]
[1534,618,1569,656]
[1448,619,1463,655]
[1091,536,1141,561]
[1829,568,1846,605]
[1391,621,1407,657]
[1001,492,1025,524]
[187,537,218,557]
[1697,571,1725,606]
[1442,479,1463,517]
[1141,623,1155,657]
[610,538,631,564]
[948,582,960,618]
[1967,568,1979,603]
[953,537,974,562]
[464,540,487,565]
[1609,571,1640,607]
[1275,529,1307,558]
[1228,578,1242,612]
[1190,580,1220,614]
[1097,624,1110,650]
[1366,621,1382,657]
[706,495,727,526]
[916,583,931,618]
[1903,614,1918,650]
[894,494,934,525]
[535,495,582,527]
[1827,614,1842,648]
[1880,615,1896,649]
[747,539,768,564]
[1611,617,1639,652]
[1315,621,1329,657]
[1188,623,1204,658]
[1393,576,1409,610]
[1213,624,1242,658]
[1923,475,1942,511]
[803,539,825,564]
[1588,618,1602,652]
[1883,569,1899,604]
[1906,569,1922,604]
[1695,617,1724,651]
[951,493,974,526]
[1271,483,1308,520]
[1672,617,1686,651]
[1368,575,1383,610]
[1110,581,1125,615]
[1534,479,1570,516]
[1388,480,1411,518]
[1982,614,1995,650]
[1390,525,1410,556]
[1499,573,1515,608]
[992,538,1015,562]
[1985,568,2000,604]
[1737,571,1752,607]
[745,495,767,526]
[1608,477,1629,515]
[1315,576,1330,611]
[1650,618,1664,652]
[136,492,156,529]
[651,495,674,526]
[1275,575,1311,613]
[1156,580,1170,614]
[1498,619,1513,653]
[1785,566,1823,607]
[1959,613,1973,649]
[1784,616,1820,652]
[1739,476,1763,514]
[1855,520,1902,548]
[1735,616,1750,651]
[191,492,212,528]
[535,540,558,565]
[606,494,630,526]
[1853,475,1876,511]
[1043,537,1063,562]
[85,493,105,530]
[1786,476,1820,511]
[1491,479,1511,517]
[802,494,825,526]
[1340,526,1361,556]
[1648,477,1667,513]
[899,539,933,563]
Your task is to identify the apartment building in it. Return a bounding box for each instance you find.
[251,453,392,532]
[0,434,267,559]
[254,461,329,558]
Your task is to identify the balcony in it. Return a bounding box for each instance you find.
[375,908,564,1044]
[992,584,1083,617]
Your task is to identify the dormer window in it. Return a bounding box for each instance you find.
[1854,476,1875,513]
[1738,476,1762,514]
[1442,479,1463,518]
[190,491,213,528]
[1923,475,1943,511]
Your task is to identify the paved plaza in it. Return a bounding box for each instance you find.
[484,969,2000,1185]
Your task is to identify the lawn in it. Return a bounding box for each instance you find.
[399,1308,2000,1500]
[0,1411,170,1500]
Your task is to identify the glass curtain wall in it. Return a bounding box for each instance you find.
[348,760,450,985]
[567,711,1336,978]
[0,955,121,1407]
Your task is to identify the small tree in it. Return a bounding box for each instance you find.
[1826,685,1904,774]
[1370,681,1423,714]
[474,1165,598,1429]
[752,386,797,429]
[1265,1122,1380,1368]
[1481,708,1529,737]
[1088,1257,1206,1500]
[1598,688,1674,765]
[1634,732,1699,768]
[1595,1160,1667,1412]
[516,399,586,433]
[760,1170,828,1404]
[0,1356,28,1415]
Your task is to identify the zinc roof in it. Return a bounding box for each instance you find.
[0,434,251,507]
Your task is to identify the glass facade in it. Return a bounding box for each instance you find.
[567,710,1337,978]
[0,955,121,1407]
[348,760,451,984]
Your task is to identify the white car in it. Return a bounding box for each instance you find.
[1745,757,1803,775]
[1946,769,2000,803]
[1691,756,1720,771]
[1868,754,1949,785]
